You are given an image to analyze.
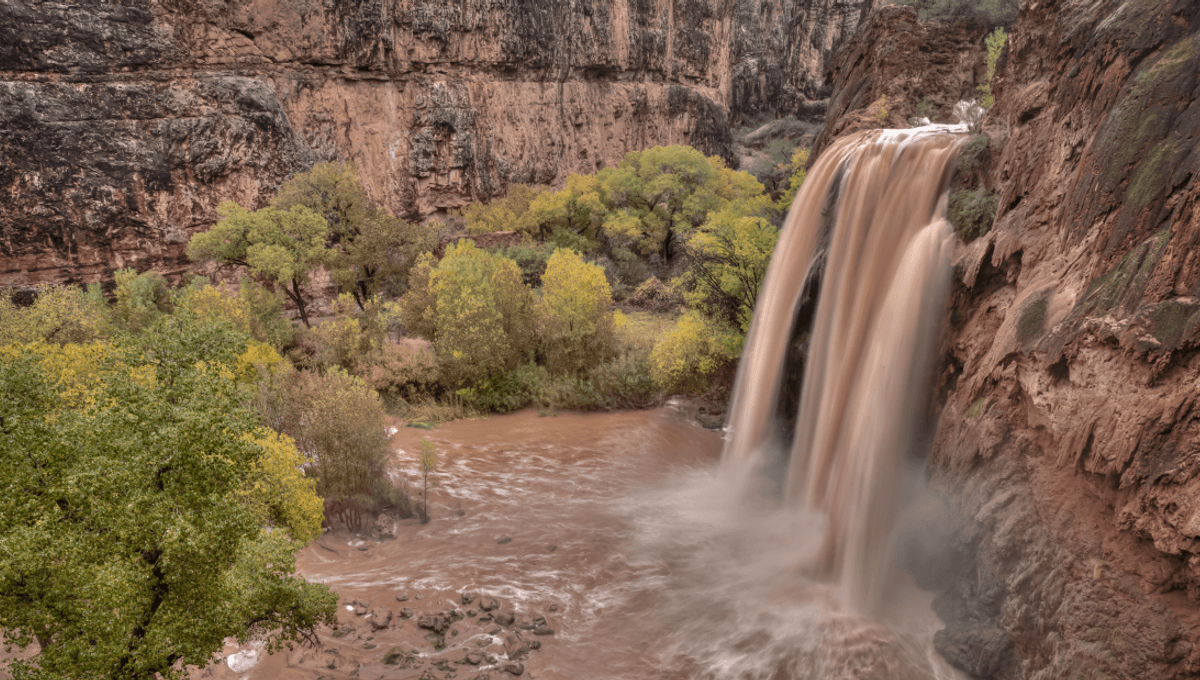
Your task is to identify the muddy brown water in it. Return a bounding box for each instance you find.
[198,405,957,680]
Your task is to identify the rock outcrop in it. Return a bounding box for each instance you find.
[815,2,1200,678]
[0,0,875,288]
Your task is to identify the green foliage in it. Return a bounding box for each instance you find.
[187,201,331,327]
[916,97,935,120]
[242,431,325,543]
[776,147,811,211]
[948,188,999,242]
[0,286,102,346]
[978,28,1008,109]
[361,339,442,401]
[649,311,741,394]
[466,363,547,413]
[626,277,683,312]
[271,162,436,306]
[875,95,889,126]
[956,135,990,177]
[110,269,172,332]
[276,367,404,529]
[177,279,294,352]
[398,252,438,341]
[684,199,779,332]
[428,241,536,387]
[462,184,548,236]
[490,242,555,287]
[538,249,617,375]
[598,146,761,264]
[0,315,336,680]
[526,174,607,243]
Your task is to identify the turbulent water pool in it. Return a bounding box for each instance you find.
[197,405,957,680]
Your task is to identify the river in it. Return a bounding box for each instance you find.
[201,404,956,680]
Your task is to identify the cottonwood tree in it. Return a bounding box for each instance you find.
[272,162,436,307]
[426,241,536,387]
[683,197,780,333]
[187,202,331,327]
[0,312,336,680]
[598,146,765,265]
[538,248,617,375]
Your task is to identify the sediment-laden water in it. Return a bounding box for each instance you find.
[203,125,968,680]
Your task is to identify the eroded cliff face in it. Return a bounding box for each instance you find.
[817,2,1200,679]
[0,0,873,288]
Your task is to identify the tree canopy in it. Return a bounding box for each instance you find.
[272,162,436,307]
[187,202,330,327]
[0,310,336,680]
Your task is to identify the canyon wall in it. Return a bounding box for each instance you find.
[0,0,874,288]
[817,2,1200,678]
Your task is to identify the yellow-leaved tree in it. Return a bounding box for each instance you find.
[427,241,535,387]
[538,249,617,375]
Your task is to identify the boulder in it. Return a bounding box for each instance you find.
[369,606,392,631]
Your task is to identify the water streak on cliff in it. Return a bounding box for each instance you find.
[723,125,963,613]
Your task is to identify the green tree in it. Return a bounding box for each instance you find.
[0,285,102,346]
[398,252,438,341]
[538,249,617,375]
[649,310,741,394]
[428,241,535,387]
[525,174,608,244]
[978,28,1008,109]
[109,269,173,333]
[0,315,336,680]
[684,198,779,333]
[274,367,397,530]
[776,147,810,212]
[187,202,331,328]
[272,162,436,308]
[462,184,548,236]
[598,146,762,264]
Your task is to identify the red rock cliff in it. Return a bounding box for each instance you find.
[0,0,875,288]
[817,2,1200,678]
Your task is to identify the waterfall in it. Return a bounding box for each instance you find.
[722,126,965,614]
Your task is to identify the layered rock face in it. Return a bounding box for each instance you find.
[0,0,873,288]
[818,2,1200,678]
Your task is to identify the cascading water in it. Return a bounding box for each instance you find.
[723,125,965,613]
[198,125,975,680]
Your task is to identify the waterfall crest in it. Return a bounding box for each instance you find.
[723,126,965,613]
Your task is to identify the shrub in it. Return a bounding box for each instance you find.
[956,134,990,177]
[276,368,409,529]
[627,276,684,312]
[362,339,442,400]
[978,28,1008,109]
[111,268,172,332]
[649,311,741,394]
[399,252,438,340]
[492,241,555,286]
[948,188,999,243]
[0,285,102,345]
[538,249,618,376]
[466,363,546,413]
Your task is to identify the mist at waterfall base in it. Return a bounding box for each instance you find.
[626,125,971,680]
[207,125,975,680]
